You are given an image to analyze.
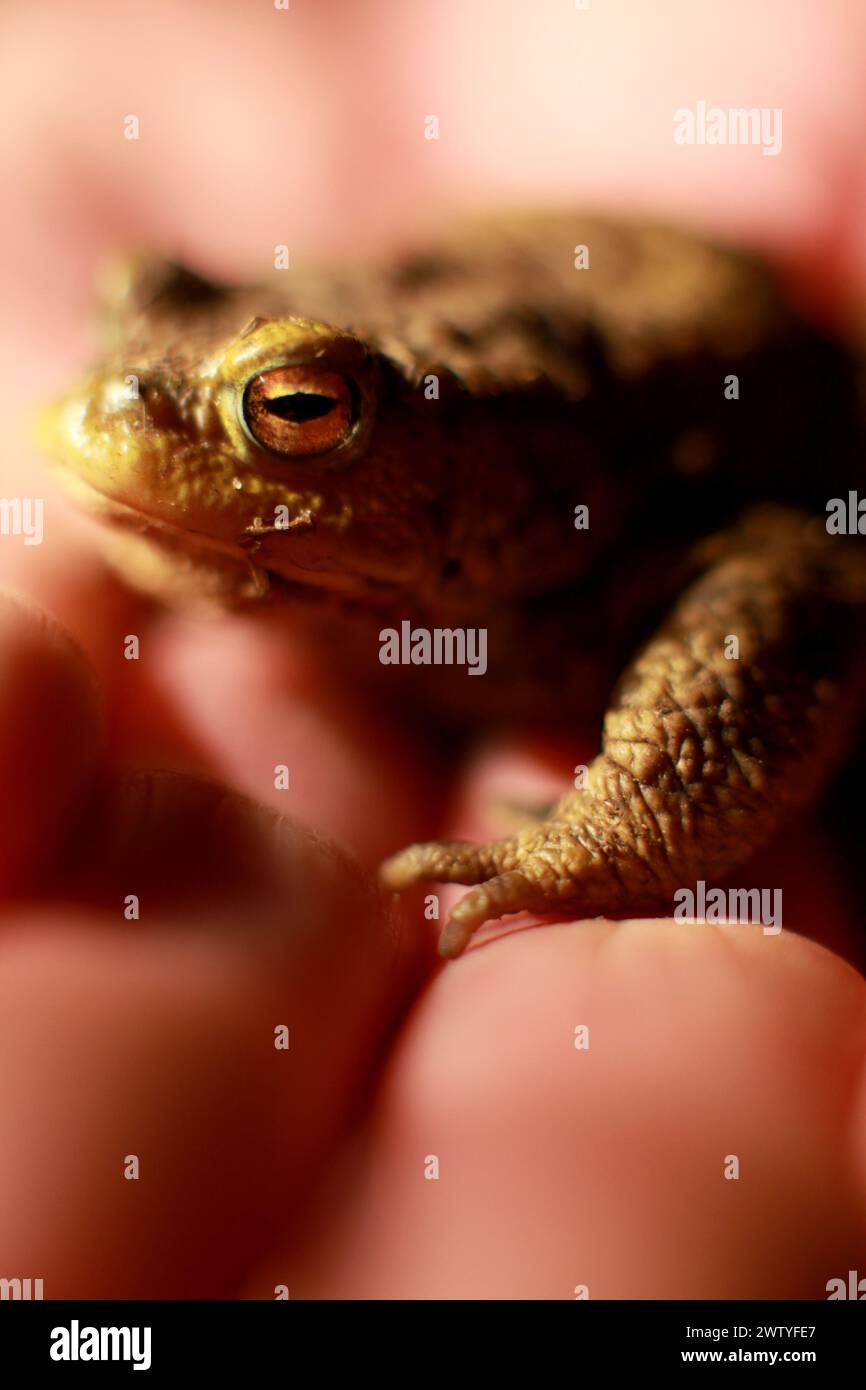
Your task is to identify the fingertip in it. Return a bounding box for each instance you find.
[0,588,102,890]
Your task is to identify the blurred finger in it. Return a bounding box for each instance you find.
[0,590,102,892]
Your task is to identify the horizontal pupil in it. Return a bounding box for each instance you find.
[263,393,338,424]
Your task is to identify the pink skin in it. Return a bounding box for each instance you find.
[0,0,865,1298]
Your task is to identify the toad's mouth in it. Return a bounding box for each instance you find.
[52,466,411,611]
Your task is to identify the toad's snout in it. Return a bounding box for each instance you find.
[36,369,231,531]
[37,373,154,497]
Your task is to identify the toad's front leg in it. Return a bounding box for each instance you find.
[380,508,866,958]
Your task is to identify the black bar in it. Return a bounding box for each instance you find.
[0,1299,861,1376]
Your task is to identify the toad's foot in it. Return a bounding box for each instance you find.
[380,813,667,959]
[381,507,866,959]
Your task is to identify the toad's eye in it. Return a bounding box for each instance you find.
[242,365,355,457]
